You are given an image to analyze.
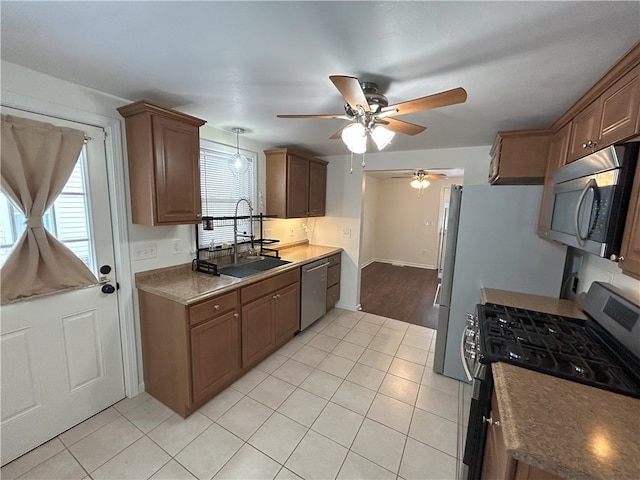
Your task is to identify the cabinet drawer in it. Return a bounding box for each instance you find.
[327,253,341,267]
[327,283,340,309]
[189,291,238,326]
[327,265,340,287]
[241,268,301,304]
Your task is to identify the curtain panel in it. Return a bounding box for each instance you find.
[1,114,97,304]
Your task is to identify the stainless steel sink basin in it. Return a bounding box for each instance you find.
[218,256,291,278]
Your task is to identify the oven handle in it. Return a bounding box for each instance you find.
[573,178,597,247]
[459,327,473,382]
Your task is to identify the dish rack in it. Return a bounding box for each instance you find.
[192,213,280,275]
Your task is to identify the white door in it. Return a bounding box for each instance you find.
[0,108,125,465]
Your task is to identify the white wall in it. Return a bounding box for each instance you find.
[360,175,380,267]
[368,175,464,268]
[310,146,492,310]
[577,254,640,303]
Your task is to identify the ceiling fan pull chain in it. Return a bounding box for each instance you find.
[350,151,354,174]
[361,151,366,168]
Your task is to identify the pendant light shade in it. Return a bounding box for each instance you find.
[228,127,249,174]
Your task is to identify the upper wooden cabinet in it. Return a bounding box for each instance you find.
[566,65,640,163]
[619,160,640,279]
[117,100,206,225]
[537,123,571,238]
[488,129,552,185]
[265,148,328,218]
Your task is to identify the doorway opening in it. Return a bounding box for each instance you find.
[359,169,463,328]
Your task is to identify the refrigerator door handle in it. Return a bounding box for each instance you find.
[459,327,473,382]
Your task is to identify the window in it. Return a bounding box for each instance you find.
[0,147,94,271]
[198,139,257,248]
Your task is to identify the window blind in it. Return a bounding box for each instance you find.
[198,140,256,247]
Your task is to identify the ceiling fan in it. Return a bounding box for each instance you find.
[277,75,467,153]
[390,170,448,180]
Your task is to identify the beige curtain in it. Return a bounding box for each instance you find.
[1,114,98,304]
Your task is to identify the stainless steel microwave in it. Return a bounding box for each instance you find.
[547,142,639,258]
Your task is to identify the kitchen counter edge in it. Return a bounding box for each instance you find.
[135,244,343,305]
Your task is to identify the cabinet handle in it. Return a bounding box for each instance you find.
[196,213,202,218]
[582,142,588,149]
[483,415,501,427]
[214,304,220,310]
[273,294,278,300]
[234,313,239,318]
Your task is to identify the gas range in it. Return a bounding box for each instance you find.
[464,282,640,399]
[477,303,640,398]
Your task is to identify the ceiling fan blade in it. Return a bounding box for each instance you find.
[383,87,467,116]
[277,114,349,119]
[383,117,426,136]
[329,125,348,139]
[330,75,371,112]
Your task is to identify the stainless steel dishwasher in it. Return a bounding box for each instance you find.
[300,258,330,330]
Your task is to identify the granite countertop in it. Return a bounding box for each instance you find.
[481,287,586,319]
[492,362,640,480]
[135,243,342,305]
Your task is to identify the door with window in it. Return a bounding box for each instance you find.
[1,108,124,465]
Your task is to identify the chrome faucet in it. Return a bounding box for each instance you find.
[233,198,254,264]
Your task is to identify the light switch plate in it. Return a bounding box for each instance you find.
[342,228,351,238]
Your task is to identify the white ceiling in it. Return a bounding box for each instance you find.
[1,2,638,156]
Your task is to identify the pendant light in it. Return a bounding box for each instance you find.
[228,127,249,174]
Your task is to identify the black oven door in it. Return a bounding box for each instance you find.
[462,363,493,480]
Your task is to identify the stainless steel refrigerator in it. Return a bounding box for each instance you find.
[433,185,568,382]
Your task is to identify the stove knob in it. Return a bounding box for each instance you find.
[465,329,476,339]
[466,313,477,327]
[465,348,476,359]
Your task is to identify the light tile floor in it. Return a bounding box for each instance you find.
[2,308,473,480]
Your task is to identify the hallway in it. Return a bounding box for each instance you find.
[360,262,440,329]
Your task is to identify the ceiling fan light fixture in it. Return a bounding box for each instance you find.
[371,125,395,150]
[228,127,250,174]
[342,123,367,154]
[411,170,431,190]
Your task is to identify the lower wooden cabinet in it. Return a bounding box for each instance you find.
[138,289,242,417]
[139,267,301,417]
[241,270,301,369]
[191,310,241,404]
[482,390,563,480]
[326,252,341,310]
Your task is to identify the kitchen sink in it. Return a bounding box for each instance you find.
[218,256,291,278]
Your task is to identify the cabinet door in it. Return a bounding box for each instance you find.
[190,311,241,404]
[481,392,515,480]
[242,295,276,368]
[152,115,202,224]
[566,101,600,163]
[537,123,571,237]
[274,282,301,345]
[287,154,310,218]
[619,162,640,279]
[308,160,327,216]
[598,65,640,147]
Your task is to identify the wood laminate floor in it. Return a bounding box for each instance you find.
[360,262,440,329]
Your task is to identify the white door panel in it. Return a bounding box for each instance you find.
[0,108,124,465]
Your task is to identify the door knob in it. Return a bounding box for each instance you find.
[101,284,116,294]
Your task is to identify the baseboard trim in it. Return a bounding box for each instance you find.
[361,258,437,270]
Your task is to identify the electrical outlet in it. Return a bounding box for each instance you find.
[342,228,351,238]
[134,243,157,260]
[171,239,181,255]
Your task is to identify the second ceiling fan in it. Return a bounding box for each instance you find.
[277,75,467,152]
